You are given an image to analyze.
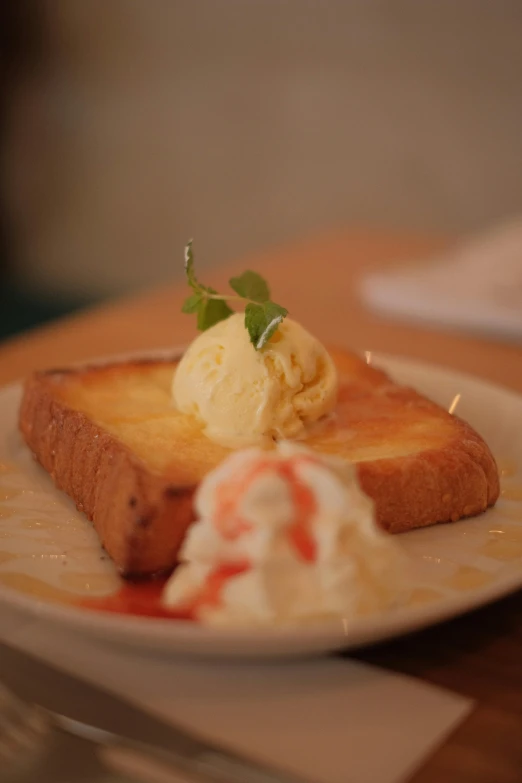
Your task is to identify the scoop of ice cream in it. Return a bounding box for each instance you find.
[172,313,338,447]
[162,443,407,626]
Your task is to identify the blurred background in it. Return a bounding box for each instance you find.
[1,0,522,340]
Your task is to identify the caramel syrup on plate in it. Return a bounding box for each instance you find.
[501,484,522,502]
[0,572,80,604]
[0,461,18,475]
[0,488,22,501]
[479,525,522,561]
[497,458,518,479]
[445,565,494,591]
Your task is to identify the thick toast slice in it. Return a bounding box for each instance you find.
[19,349,499,576]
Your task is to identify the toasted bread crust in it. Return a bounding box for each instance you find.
[20,369,196,576]
[357,416,499,534]
[19,354,500,575]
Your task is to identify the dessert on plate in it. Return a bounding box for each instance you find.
[18,242,499,622]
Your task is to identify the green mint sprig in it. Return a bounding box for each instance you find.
[181,240,288,350]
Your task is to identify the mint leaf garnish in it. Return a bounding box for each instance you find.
[245,302,288,349]
[182,240,288,348]
[181,292,203,313]
[229,271,270,303]
[184,239,198,290]
[197,297,234,331]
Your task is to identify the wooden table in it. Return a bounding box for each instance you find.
[1,230,522,782]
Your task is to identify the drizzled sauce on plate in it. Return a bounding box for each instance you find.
[81,577,186,619]
[81,562,250,621]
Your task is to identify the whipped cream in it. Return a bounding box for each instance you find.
[162,443,406,626]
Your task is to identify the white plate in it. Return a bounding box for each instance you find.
[1,354,522,659]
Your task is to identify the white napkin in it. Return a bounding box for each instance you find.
[360,219,522,340]
[1,616,472,783]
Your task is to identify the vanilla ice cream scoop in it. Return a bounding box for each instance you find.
[162,443,407,626]
[172,313,338,447]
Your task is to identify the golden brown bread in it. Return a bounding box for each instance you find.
[19,349,499,576]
